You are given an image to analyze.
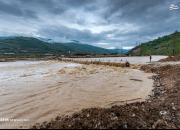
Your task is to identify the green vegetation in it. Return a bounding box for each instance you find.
[0,36,120,56]
[0,37,53,54]
[129,31,180,56]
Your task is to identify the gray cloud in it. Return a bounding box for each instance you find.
[0,1,22,16]
[0,0,179,49]
[38,25,104,43]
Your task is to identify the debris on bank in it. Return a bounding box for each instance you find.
[60,58,131,67]
[159,56,180,62]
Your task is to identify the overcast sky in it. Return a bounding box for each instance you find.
[0,0,180,49]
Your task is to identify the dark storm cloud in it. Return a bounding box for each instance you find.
[38,25,104,43]
[0,0,179,48]
[0,0,38,18]
[0,1,22,16]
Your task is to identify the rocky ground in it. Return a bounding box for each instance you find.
[32,64,180,129]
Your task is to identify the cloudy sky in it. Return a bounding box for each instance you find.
[0,0,180,49]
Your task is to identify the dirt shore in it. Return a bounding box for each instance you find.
[159,56,180,62]
[32,64,180,129]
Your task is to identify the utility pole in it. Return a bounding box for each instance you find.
[172,40,175,56]
[172,32,176,56]
[121,47,122,55]
[169,7,178,56]
[139,42,142,56]
[173,46,175,56]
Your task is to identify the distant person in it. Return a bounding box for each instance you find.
[125,61,130,67]
[150,55,152,63]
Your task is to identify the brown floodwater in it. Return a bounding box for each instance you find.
[0,60,154,128]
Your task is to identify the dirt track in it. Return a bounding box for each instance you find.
[32,64,180,129]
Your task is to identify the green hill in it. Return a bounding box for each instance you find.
[0,37,117,55]
[52,42,113,55]
[0,37,55,54]
[129,31,180,56]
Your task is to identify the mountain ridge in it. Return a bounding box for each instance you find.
[0,36,126,55]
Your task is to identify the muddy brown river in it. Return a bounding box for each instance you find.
[0,60,154,128]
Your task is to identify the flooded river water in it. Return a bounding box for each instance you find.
[0,60,154,128]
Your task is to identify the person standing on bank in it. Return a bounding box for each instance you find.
[150,55,152,63]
